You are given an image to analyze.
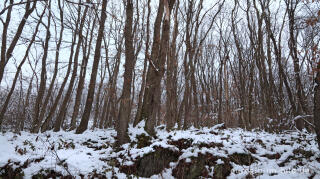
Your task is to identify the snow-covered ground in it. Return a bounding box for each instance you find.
[0,122,319,178]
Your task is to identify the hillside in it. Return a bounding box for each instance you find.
[1,123,319,178]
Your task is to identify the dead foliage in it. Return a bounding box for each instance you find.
[229,153,257,166]
[261,153,281,160]
[168,138,193,150]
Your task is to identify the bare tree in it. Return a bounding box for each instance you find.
[31,1,52,133]
[116,0,135,145]
[76,0,108,134]
[54,1,88,132]
[0,0,37,86]
[0,5,46,128]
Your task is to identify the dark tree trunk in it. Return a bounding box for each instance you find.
[166,2,179,131]
[139,1,164,135]
[70,15,95,130]
[116,0,135,145]
[76,0,107,134]
[314,62,320,149]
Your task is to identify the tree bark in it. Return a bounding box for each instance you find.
[143,0,176,135]
[70,15,96,130]
[166,2,179,130]
[139,1,164,135]
[314,62,320,149]
[76,0,107,134]
[134,0,151,127]
[116,0,135,145]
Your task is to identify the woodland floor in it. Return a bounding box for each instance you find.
[1,122,320,178]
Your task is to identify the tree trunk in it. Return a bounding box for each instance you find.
[0,0,13,88]
[166,2,179,130]
[70,15,95,130]
[0,7,45,126]
[54,5,87,132]
[0,0,36,85]
[116,0,135,145]
[38,0,64,130]
[314,62,320,149]
[134,0,151,127]
[76,0,107,134]
[31,4,51,133]
[139,1,164,135]
[40,20,77,133]
[143,0,175,135]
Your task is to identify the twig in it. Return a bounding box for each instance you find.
[38,135,74,177]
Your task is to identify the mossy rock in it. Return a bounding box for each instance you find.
[173,153,232,179]
[137,147,180,177]
[229,153,257,166]
[172,158,207,179]
[214,162,232,179]
[136,133,152,149]
[120,147,181,178]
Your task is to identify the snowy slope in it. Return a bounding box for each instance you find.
[0,123,319,178]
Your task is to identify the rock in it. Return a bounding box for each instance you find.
[172,158,207,179]
[120,147,181,178]
[214,163,232,179]
[136,133,152,149]
[173,153,232,179]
